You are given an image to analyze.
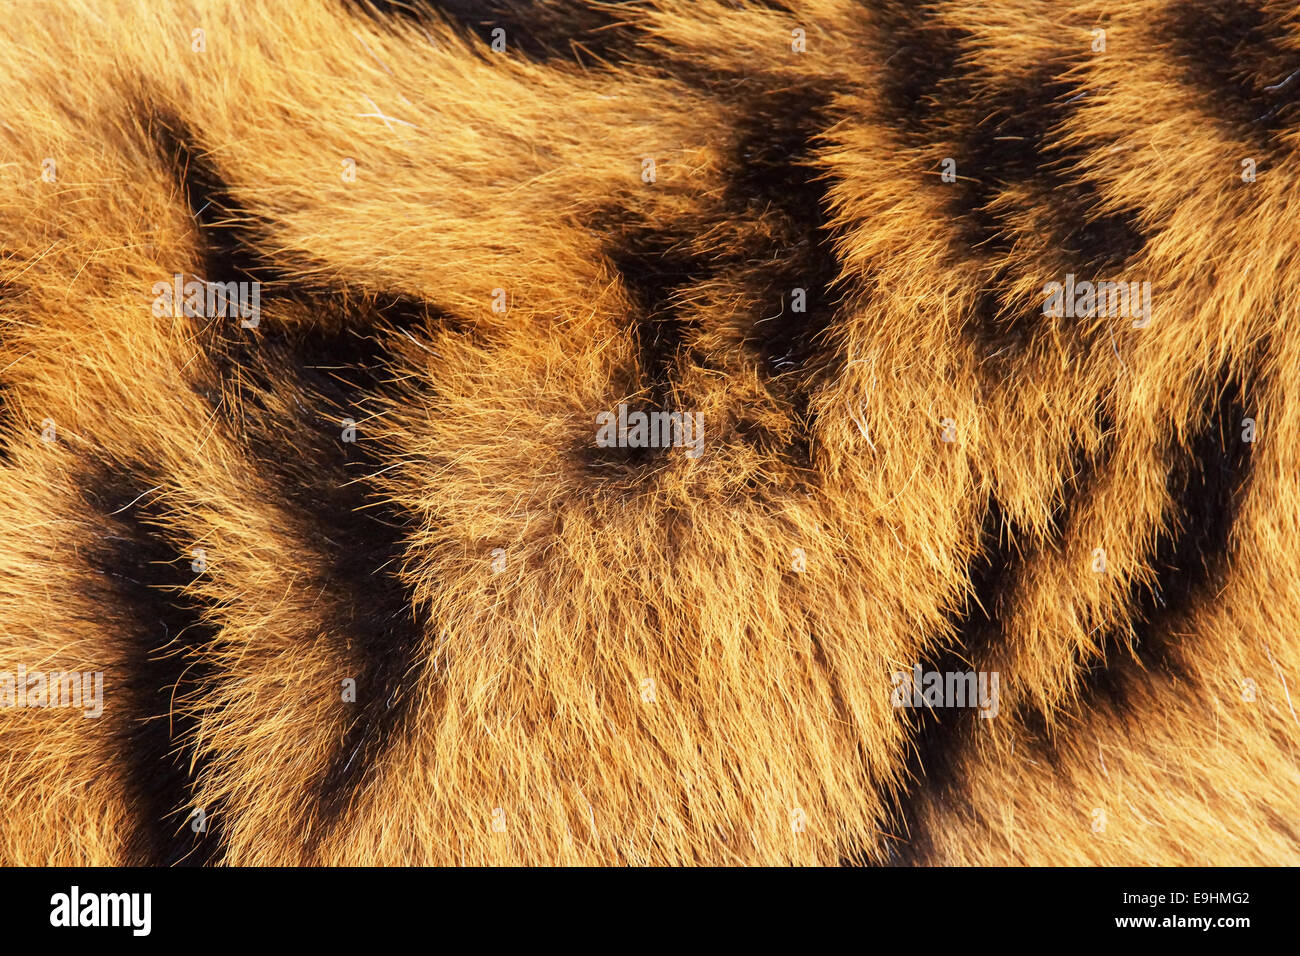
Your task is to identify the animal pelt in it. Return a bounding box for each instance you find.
[0,0,1297,866]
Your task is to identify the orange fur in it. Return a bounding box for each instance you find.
[0,0,1296,865]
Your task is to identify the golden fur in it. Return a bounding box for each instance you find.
[0,0,1297,865]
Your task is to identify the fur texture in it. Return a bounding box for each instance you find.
[0,0,1297,866]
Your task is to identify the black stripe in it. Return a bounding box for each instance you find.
[83,468,224,866]
[147,104,444,851]
[345,0,643,66]
[1046,407,1118,541]
[1080,368,1253,712]
[586,81,842,482]
[1165,0,1300,153]
[203,312,434,852]
[949,71,1144,354]
[1006,369,1253,817]
[947,70,1146,271]
[884,497,1021,865]
[881,407,1111,864]
[147,110,284,292]
[869,0,967,143]
[890,366,1253,863]
[872,6,1146,353]
[718,85,842,475]
[609,224,704,415]
[0,280,18,464]
[579,215,712,480]
[727,88,841,394]
[0,389,9,465]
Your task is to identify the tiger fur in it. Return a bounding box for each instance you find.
[0,0,1298,866]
